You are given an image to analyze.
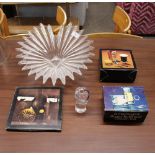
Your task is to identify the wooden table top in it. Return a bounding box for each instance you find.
[0,37,155,153]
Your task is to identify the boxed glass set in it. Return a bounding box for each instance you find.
[99,49,137,82]
[103,86,149,123]
[6,87,63,131]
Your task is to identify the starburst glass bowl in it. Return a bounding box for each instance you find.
[16,23,94,85]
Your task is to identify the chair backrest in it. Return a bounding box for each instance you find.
[85,32,143,39]
[0,8,10,37]
[54,6,67,34]
[113,6,131,34]
[56,6,67,26]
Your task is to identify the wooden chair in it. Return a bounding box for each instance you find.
[0,8,10,36]
[113,6,131,34]
[85,32,142,39]
[0,6,67,37]
[54,6,67,34]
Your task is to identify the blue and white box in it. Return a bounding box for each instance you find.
[103,86,149,123]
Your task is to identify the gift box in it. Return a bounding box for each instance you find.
[103,86,149,123]
[99,49,137,82]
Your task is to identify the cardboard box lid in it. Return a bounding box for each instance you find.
[103,86,149,112]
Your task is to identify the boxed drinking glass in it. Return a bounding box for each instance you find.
[99,49,137,82]
[103,86,149,123]
[6,86,63,131]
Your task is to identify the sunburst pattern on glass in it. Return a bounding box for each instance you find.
[16,23,94,85]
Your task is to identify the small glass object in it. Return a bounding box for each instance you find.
[75,87,89,113]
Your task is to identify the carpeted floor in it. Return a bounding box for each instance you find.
[83,2,115,34]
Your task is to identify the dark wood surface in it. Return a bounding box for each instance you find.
[0,38,155,153]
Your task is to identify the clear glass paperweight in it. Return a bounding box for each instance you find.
[75,87,89,113]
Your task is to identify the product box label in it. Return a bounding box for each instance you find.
[103,86,149,123]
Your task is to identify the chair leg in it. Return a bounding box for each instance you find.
[114,25,119,32]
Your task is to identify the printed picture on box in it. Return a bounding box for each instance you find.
[10,88,61,126]
[104,86,148,111]
[101,49,134,69]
